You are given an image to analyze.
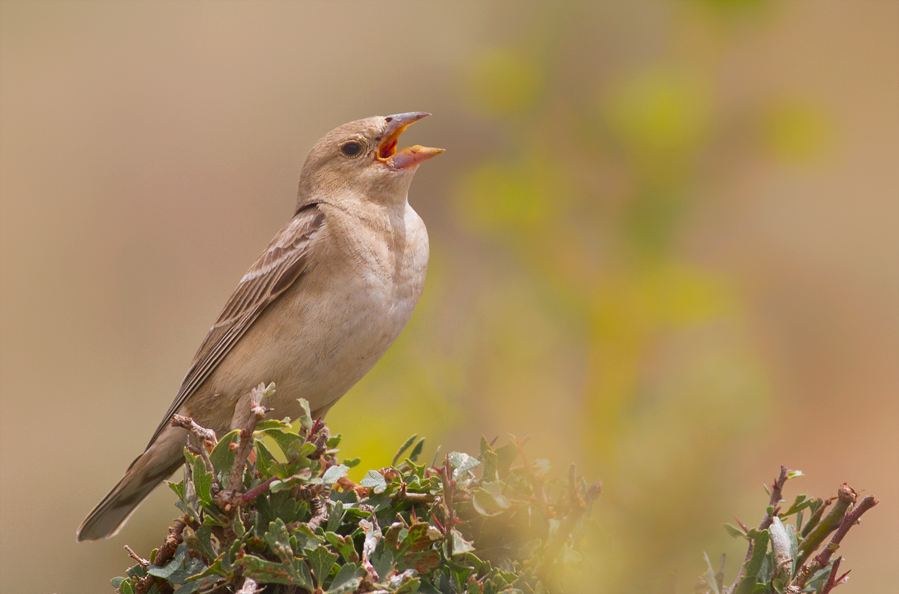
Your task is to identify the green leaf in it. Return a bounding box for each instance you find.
[241,554,313,588]
[186,452,215,507]
[326,563,365,594]
[147,544,203,584]
[480,437,498,483]
[494,441,520,475]
[182,524,217,563]
[449,452,481,478]
[170,574,221,594]
[724,523,748,539]
[296,398,313,431]
[264,518,295,561]
[360,470,387,493]
[187,554,232,580]
[452,529,476,556]
[700,552,720,594]
[308,546,339,587]
[733,576,757,594]
[265,430,305,461]
[322,464,349,485]
[209,430,240,478]
[255,418,291,430]
[393,434,419,467]
[325,531,360,563]
[371,548,395,582]
[167,480,185,500]
[248,520,314,587]
[472,482,512,517]
[744,529,770,580]
[780,493,814,519]
[292,522,327,550]
[254,439,278,478]
[409,437,426,463]
[326,500,345,533]
[343,457,361,469]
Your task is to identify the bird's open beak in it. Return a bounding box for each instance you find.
[378,112,445,169]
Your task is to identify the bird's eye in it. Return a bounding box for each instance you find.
[340,141,363,158]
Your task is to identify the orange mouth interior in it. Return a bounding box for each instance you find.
[378,138,398,160]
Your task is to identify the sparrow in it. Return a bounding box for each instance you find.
[77,112,443,541]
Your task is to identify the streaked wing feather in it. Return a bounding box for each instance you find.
[145,206,325,447]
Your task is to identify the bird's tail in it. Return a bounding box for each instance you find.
[77,431,185,541]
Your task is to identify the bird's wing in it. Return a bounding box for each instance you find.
[145,204,326,448]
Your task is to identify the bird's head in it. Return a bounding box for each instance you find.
[297,112,443,209]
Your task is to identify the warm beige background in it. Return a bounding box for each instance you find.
[1,2,896,593]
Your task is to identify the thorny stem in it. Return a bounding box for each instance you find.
[819,556,850,594]
[133,521,185,594]
[796,484,856,567]
[727,466,790,593]
[215,383,272,515]
[760,466,790,531]
[791,495,878,590]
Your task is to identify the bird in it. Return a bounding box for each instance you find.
[77,112,443,541]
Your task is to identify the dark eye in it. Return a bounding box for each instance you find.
[340,141,363,157]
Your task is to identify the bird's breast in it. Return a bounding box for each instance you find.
[218,202,428,415]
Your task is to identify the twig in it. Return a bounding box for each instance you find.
[791,494,877,591]
[391,483,437,504]
[819,557,850,594]
[124,544,148,567]
[214,383,271,514]
[242,476,278,504]
[796,484,856,567]
[227,384,270,493]
[727,466,789,593]
[760,466,789,530]
[171,414,217,474]
[133,521,185,594]
[154,521,186,568]
[800,496,833,538]
[715,553,726,593]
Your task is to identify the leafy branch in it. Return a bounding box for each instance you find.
[697,467,878,594]
[111,383,601,594]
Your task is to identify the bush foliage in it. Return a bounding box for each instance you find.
[111,384,876,594]
[112,384,600,594]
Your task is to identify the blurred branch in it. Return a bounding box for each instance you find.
[536,464,601,582]
[714,470,877,594]
[790,494,878,592]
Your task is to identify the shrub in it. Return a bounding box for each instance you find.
[111,383,877,594]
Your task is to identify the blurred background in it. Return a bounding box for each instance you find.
[1,1,896,592]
